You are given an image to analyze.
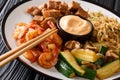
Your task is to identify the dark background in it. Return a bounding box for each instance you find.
[91,0,120,13]
[0,0,120,80]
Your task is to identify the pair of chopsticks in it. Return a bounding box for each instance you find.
[0,29,58,67]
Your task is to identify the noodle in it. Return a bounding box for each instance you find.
[88,12,120,54]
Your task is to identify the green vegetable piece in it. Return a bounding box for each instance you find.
[100,46,108,55]
[71,49,98,62]
[83,68,96,80]
[76,58,83,64]
[118,54,120,59]
[95,58,104,66]
[60,50,85,76]
[55,58,75,78]
[118,29,120,32]
[97,60,120,79]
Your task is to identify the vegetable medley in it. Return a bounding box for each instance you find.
[13,0,120,80]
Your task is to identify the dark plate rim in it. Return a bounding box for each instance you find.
[1,0,120,79]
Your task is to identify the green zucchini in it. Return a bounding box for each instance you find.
[70,58,96,80]
[71,49,98,62]
[75,58,83,64]
[94,58,105,66]
[100,46,108,55]
[83,68,96,80]
[118,54,120,59]
[55,58,75,78]
[60,50,85,76]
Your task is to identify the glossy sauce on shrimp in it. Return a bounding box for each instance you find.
[13,20,62,69]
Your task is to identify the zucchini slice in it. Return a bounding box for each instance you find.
[60,50,85,76]
[94,58,105,66]
[55,58,75,78]
[83,68,96,80]
[97,59,120,79]
[71,49,98,62]
[100,46,108,55]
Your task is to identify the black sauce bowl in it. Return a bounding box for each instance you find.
[56,15,94,44]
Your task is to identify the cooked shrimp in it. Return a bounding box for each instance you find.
[40,41,50,52]
[18,27,28,39]
[23,49,41,63]
[36,26,45,35]
[47,20,56,29]
[38,43,59,68]
[50,33,63,47]
[40,41,60,55]
[47,43,60,57]
[38,52,58,69]
[13,23,28,45]
[13,20,62,69]
[47,21,63,46]
[16,37,26,46]
[25,28,39,41]
[13,25,28,39]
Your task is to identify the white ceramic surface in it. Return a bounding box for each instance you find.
[2,0,120,80]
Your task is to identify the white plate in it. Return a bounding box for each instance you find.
[1,0,120,80]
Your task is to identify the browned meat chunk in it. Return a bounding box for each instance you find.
[59,2,69,14]
[68,1,89,18]
[75,7,89,18]
[48,0,61,9]
[40,17,56,29]
[42,9,62,19]
[69,1,80,13]
[38,3,47,9]
[26,6,41,16]
[32,15,44,22]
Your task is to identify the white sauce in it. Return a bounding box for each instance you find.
[59,15,91,35]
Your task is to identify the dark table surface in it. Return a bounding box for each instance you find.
[0,0,120,80]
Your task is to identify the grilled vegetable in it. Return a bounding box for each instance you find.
[94,58,104,66]
[83,68,96,80]
[60,50,85,76]
[65,40,81,49]
[92,42,108,51]
[75,58,83,64]
[97,59,120,79]
[118,54,120,59]
[55,58,75,78]
[100,46,108,55]
[71,49,98,62]
[59,50,96,80]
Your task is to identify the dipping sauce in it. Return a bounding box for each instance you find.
[59,15,91,35]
